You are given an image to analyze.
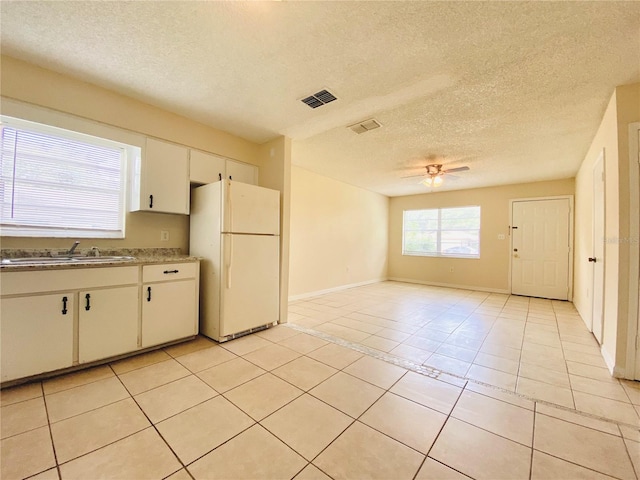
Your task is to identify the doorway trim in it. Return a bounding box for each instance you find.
[591,150,606,343]
[626,122,640,380]
[508,195,574,300]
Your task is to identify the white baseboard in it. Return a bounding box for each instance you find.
[388,277,510,295]
[573,299,593,332]
[288,278,389,302]
[600,346,618,376]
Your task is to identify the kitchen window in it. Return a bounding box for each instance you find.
[0,116,138,238]
[402,206,481,258]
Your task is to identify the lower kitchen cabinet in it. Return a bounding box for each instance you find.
[141,262,198,348]
[79,286,139,364]
[1,293,74,382]
[142,279,197,348]
[0,260,199,384]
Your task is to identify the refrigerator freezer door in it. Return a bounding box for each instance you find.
[220,234,280,336]
[222,181,280,235]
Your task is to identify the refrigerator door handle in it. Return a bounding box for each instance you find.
[226,234,233,289]
[227,180,233,233]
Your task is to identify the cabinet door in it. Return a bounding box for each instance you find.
[226,160,257,185]
[79,286,139,363]
[142,279,197,348]
[141,138,190,214]
[1,294,74,382]
[190,150,226,185]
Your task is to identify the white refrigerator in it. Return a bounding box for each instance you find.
[190,180,280,342]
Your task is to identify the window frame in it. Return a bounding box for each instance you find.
[402,205,481,259]
[0,115,136,239]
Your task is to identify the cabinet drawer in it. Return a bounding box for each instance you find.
[143,262,198,283]
[1,266,139,296]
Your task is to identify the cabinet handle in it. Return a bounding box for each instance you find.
[588,257,597,263]
[149,194,154,209]
[163,269,179,274]
[85,293,91,311]
[147,286,152,302]
[62,296,68,315]
[218,173,222,181]
[229,175,233,181]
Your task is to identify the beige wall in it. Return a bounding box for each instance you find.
[257,137,292,321]
[0,56,259,253]
[575,83,640,375]
[574,92,618,352]
[289,166,389,298]
[388,179,575,292]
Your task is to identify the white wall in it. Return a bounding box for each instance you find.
[288,166,389,298]
[574,83,640,376]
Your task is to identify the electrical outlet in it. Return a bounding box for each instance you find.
[449,267,454,272]
[498,234,505,240]
[160,230,169,242]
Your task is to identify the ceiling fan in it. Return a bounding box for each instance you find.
[403,163,470,187]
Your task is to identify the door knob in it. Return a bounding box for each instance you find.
[588,257,597,263]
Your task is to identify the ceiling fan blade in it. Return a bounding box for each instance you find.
[443,166,470,173]
[402,174,427,178]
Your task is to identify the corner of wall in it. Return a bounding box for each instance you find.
[257,136,292,323]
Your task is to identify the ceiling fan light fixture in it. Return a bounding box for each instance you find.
[421,175,443,187]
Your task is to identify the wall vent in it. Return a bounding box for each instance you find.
[348,118,382,134]
[301,89,337,109]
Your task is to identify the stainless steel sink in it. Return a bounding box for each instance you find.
[1,257,73,265]
[1,256,136,265]
[70,256,136,263]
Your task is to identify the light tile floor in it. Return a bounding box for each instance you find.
[290,281,640,425]
[1,282,639,479]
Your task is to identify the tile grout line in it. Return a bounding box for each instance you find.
[529,401,537,480]
[292,368,413,479]
[107,363,190,479]
[620,426,640,480]
[512,297,529,391]
[531,406,633,480]
[38,381,62,480]
[237,342,419,476]
[411,377,468,480]
[551,302,578,411]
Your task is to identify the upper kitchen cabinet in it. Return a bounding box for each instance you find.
[190,150,226,185]
[130,138,190,214]
[190,149,258,186]
[226,159,258,185]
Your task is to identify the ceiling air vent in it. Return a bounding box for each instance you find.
[348,118,382,134]
[301,89,337,109]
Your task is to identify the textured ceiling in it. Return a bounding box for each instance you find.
[1,1,639,196]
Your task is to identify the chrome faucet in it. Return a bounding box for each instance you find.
[67,241,80,256]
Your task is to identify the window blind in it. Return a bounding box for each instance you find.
[0,120,126,238]
[403,206,480,258]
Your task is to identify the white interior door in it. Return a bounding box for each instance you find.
[511,198,571,300]
[220,234,280,336]
[222,181,280,235]
[591,151,605,343]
